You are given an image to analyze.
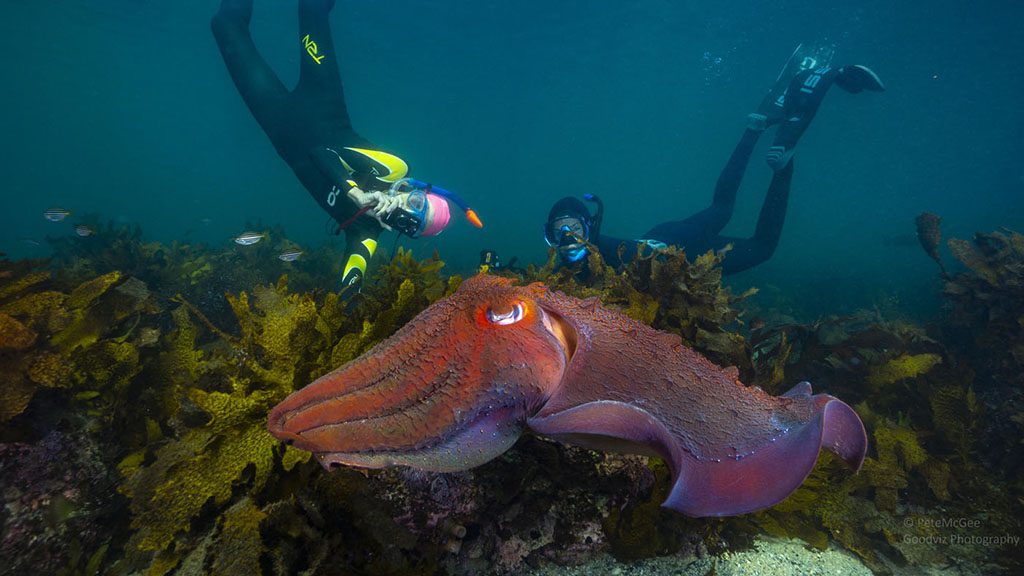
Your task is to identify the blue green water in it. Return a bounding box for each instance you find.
[2,0,1022,318]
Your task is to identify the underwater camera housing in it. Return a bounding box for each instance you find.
[382,209,423,237]
[382,178,428,237]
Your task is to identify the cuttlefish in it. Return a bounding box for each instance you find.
[268,275,866,517]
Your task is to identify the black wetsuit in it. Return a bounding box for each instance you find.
[594,127,792,276]
[592,66,842,276]
[212,0,390,287]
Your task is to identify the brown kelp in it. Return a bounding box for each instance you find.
[0,256,159,574]
[113,254,462,573]
[915,212,947,277]
[939,227,1024,544]
[741,335,994,574]
[521,243,755,369]
[1,223,1022,575]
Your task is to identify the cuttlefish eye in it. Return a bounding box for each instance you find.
[486,302,525,325]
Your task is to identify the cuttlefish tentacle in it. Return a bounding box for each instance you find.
[268,275,566,470]
[268,274,867,517]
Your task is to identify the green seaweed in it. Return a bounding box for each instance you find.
[866,353,942,388]
[119,382,279,553]
[602,459,698,560]
[3,220,1024,575]
[523,243,754,369]
[108,246,457,572]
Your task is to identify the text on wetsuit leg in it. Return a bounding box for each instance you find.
[327,185,341,206]
[800,66,831,94]
[303,35,325,64]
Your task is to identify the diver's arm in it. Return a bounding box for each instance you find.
[593,234,638,268]
[309,147,381,288]
[311,147,358,193]
[310,147,396,230]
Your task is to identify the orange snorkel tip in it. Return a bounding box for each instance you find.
[408,178,482,228]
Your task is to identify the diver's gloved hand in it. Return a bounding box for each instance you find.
[765,144,795,171]
[347,186,378,209]
[347,187,394,231]
[754,44,835,129]
[747,113,770,132]
[371,194,402,220]
[636,239,668,250]
[764,63,884,171]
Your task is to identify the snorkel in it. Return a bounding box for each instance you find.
[582,193,603,238]
[326,146,483,235]
[378,178,484,238]
[545,194,603,263]
[409,179,484,229]
[561,243,588,263]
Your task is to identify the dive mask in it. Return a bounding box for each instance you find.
[545,215,590,263]
[543,193,602,249]
[544,216,589,247]
[381,178,484,237]
[382,179,429,237]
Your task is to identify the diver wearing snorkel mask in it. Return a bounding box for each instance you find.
[348,177,480,239]
[213,0,482,289]
[544,44,884,275]
[544,195,603,264]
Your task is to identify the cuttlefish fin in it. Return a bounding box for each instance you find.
[317,406,525,473]
[528,401,683,462]
[527,386,866,517]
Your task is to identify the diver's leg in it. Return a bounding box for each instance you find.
[700,126,762,234]
[720,158,794,275]
[211,0,288,129]
[644,126,760,243]
[764,68,831,171]
[751,43,836,130]
[341,219,382,289]
[648,47,821,241]
[766,64,884,171]
[752,157,794,251]
[295,0,351,123]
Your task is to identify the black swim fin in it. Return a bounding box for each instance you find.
[764,63,884,171]
[835,64,886,93]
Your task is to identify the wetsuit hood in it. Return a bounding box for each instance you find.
[546,195,603,246]
[547,197,591,226]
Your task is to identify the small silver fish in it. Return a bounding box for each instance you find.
[234,231,264,246]
[278,250,303,262]
[44,207,71,222]
[75,224,95,237]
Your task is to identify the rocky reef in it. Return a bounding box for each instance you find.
[1,221,1021,575]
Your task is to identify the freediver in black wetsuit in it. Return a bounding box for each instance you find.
[544,46,885,276]
[212,0,481,288]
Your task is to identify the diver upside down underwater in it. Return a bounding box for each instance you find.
[545,46,885,275]
[212,0,481,289]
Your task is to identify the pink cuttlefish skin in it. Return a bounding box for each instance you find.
[268,274,866,517]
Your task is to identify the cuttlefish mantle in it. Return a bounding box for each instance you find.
[268,274,866,517]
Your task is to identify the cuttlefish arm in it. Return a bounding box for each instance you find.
[268,275,866,517]
[268,275,565,472]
